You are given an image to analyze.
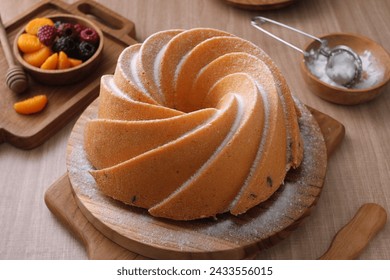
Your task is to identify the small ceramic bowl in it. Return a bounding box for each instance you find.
[13,14,104,86]
[301,33,390,105]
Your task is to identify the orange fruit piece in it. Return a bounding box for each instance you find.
[14,95,48,115]
[58,51,71,69]
[23,46,52,67]
[17,33,43,53]
[25,18,54,35]
[41,53,58,70]
[69,57,83,68]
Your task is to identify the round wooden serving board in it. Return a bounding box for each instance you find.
[66,99,328,259]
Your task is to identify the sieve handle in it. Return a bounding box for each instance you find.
[251,16,326,58]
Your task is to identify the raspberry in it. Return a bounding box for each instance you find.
[57,22,76,37]
[79,27,99,44]
[52,36,77,57]
[77,41,96,61]
[37,25,58,46]
[74,23,87,36]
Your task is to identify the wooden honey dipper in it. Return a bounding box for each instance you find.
[0,14,28,93]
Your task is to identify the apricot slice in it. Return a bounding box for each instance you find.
[58,51,71,69]
[23,46,52,67]
[14,95,48,115]
[41,53,58,70]
[17,33,43,53]
[68,57,83,68]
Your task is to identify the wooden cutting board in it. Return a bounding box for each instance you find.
[0,0,136,149]
[45,100,345,260]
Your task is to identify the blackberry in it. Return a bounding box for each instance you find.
[77,41,96,61]
[79,27,99,44]
[57,22,76,37]
[52,36,78,57]
[37,25,57,46]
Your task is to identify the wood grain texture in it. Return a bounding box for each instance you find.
[54,99,337,259]
[307,107,344,157]
[0,15,29,93]
[319,203,387,260]
[47,180,388,260]
[225,0,295,10]
[45,174,150,260]
[0,0,136,149]
[2,0,390,260]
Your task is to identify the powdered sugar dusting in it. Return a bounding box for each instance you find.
[306,50,385,89]
[229,82,270,208]
[130,51,150,96]
[67,98,327,253]
[66,25,329,254]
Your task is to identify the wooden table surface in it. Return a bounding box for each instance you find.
[1,0,389,260]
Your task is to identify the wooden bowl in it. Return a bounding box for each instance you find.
[301,33,390,105]
[225,0,296,10]
[13,14,104,86]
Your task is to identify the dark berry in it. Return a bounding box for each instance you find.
[77,41,96,61]
[79,27,99,44]
[57,22,76,37]
[52,36,78,57]
[74,23,87,36]
[37,25,57,46]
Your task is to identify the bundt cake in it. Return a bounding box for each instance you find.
[83,28,304,220]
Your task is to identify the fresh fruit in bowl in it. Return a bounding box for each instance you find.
[13,14,104,85]
[17,17,99,69]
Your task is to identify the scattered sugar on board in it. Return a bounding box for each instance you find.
[67,97,326,249]
[197,100,326,244]
[68,125,215,250]
[68,147,101,200]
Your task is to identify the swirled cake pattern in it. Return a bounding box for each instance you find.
[84,28,304,220]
